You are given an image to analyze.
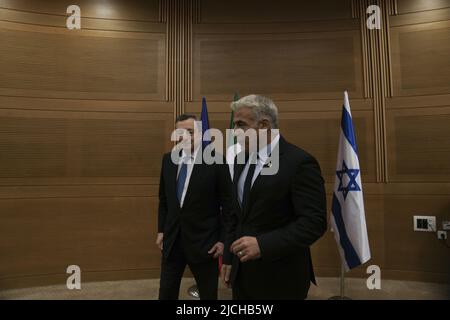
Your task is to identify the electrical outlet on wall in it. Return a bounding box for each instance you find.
[413,216,436,232]
[442,221,450,230]
[437,231,447,240]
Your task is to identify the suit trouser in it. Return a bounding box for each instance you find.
[159,234,219,300]
[232,261,310,300]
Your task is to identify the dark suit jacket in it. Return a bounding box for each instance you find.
[222,136,327,299]
[158,151,231,264]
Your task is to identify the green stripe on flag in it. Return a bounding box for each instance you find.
[227,92,239,148]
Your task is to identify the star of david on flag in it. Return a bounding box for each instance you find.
[336,160,361,200]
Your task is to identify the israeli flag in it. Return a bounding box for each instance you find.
[331,91,371,271]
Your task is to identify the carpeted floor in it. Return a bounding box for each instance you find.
[1,277,449,300]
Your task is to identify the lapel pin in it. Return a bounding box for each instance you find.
[264,160,272,168]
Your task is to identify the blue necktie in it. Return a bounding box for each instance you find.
[177,162,187,204]
[242,161,256,210]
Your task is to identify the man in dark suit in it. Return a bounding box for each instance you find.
[221,95,327,300]
[157,114,231,300]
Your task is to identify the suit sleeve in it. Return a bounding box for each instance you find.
[257,154,327,261]
[216,161,232,244]
[158,155,167,233]
[222,165,238,265]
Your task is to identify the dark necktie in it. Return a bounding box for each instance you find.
[176,162,187,204]
[242,161,256,210]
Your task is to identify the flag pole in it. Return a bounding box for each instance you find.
[329,262,351,300]
[340,262,345,298]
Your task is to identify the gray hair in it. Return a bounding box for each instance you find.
[230,94,279,129]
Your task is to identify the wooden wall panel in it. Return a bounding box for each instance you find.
[387,105,450,182]
[199,0,352,23]
[388,5,450,184]
[397,0,450,14]
[398,27,450,92]
[193,30,363,100]
[280,112,375,183]
[0,118,165,178]
[390,12,450,96]
[0,107,173,179]
[0,196,160,286]
[0,116,67,178]
[0,8,165,32]
[0,25,166,100]
[384,195,450,276]
[0,0,160,21]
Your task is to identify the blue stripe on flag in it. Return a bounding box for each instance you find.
[331,193,362,269]
[341,105,358,155]
[201,97,211,149]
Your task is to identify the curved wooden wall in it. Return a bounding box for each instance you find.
[0,0,449,290]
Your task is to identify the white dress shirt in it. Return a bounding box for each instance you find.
[177,146,200,207]
[237,134,280,206]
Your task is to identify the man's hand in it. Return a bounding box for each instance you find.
[220,264,232,288]
[156,232,163,251]
[230,236,261,262]
[208,241,224,258]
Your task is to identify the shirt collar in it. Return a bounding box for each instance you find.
[180,145,200,164]
[257,133,280,164]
